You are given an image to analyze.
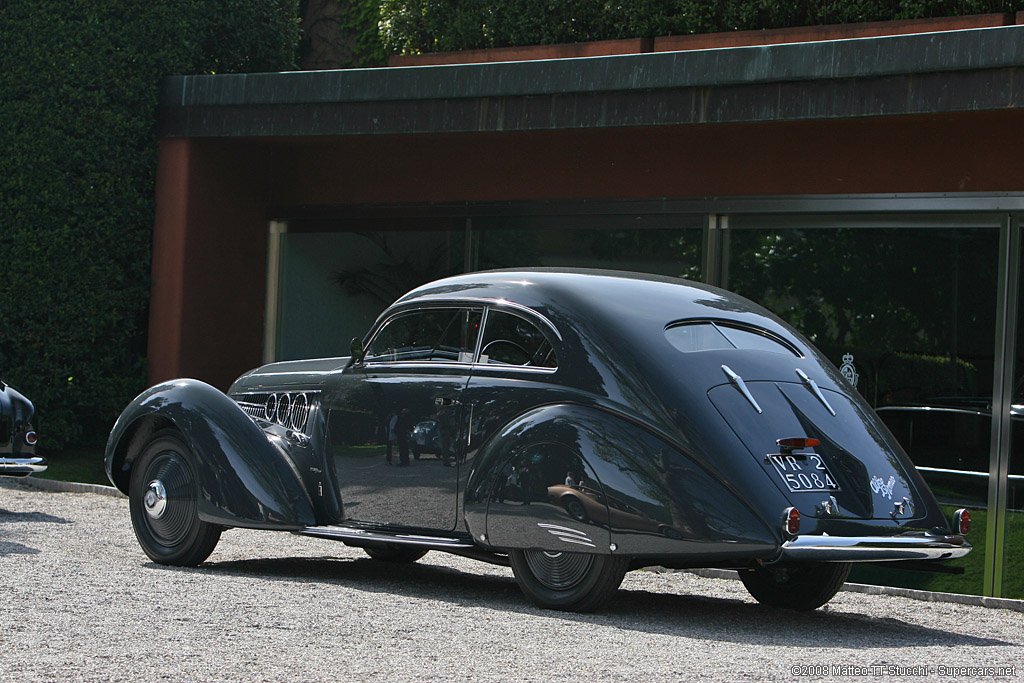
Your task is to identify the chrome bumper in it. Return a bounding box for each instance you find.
[778,533,971,563]
[0,456,47,477]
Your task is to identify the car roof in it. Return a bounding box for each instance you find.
[396,268,783,334]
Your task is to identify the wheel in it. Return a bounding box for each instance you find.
[509,549,628,612]
[562,496,588,522]
[739,562,851,610]
[362,543,429,563]
[129,429,221,566]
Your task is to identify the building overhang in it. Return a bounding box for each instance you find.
[158,26,1024,138]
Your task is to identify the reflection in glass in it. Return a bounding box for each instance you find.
[366,308,481,363]
[1003,234,1024,599]
[664,320,799,356]
[277,230,465,361]
[479,309,557,368]
[727,226,999,596]
[477,227,702,280]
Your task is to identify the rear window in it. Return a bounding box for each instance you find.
[665,320,800,357]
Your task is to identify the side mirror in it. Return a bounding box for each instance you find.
[349,337,364,363]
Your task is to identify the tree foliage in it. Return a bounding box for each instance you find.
[379,0,1023,53]
[0,0,300,451]
[727,228,998,405]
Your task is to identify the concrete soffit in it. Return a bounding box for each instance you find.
[157,26,1024,137]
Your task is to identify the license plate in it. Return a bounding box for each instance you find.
[767,453,840,492]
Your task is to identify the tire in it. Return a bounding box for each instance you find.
[129,429,221,566]
[562,497,588,522]
[509,549,628,612]
[362,543,429,563]
[739,562,851,610]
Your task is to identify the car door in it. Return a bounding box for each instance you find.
[460,307,567,490]
[326,306,481,532]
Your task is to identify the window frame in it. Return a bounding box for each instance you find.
[664,318,803,358]
[474,305,560,372]
[362,305,484,367]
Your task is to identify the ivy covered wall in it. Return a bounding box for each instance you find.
[0,0,300,451]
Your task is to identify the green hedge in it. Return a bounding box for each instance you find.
[379,0,1023,53]
[0,0,299,452]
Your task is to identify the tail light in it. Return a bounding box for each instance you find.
[953,509,971,535]
[25,431,37,446]
[777,437,820,452]
[782,506,800,537]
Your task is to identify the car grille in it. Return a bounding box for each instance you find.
[233,391,319,433]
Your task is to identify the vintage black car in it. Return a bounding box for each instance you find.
[105,269,971,612]
[1,379,44,477]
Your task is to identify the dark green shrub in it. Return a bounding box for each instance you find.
[379,0,1023,53]
[0,0,299,453]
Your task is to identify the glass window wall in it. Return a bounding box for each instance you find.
[724,224,1000,596]
[475,226,702,279]
[276,230,464,360]
[269,207,1019,598]
[1002,219,1024,599]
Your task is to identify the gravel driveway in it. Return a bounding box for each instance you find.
[1,481,1021,682]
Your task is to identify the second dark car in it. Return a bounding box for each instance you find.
[1,379,44,478]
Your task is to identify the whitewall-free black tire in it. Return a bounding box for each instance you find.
[129,429,221,566]
[509,549,628,612]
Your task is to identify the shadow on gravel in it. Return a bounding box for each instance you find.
[607,587,1016,648]
[0,508,71,524]
[150,555,1016,649]
[0,541,40,555]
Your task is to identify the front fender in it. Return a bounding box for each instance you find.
[465,404,777,561]
[105,379,315,529]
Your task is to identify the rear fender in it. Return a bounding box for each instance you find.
[465,404,776,559]
[105,379,315,529]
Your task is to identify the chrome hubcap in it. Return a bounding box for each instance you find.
[144,479,168,519]
[524,549,594,590]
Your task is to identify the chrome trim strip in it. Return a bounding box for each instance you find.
[778,534,972,562]
[364,360,558,375]
[474,306,490,360]
[363,361,475,370]
[483,300,563,342]
[295,525,475,549]
[796,368,836,416]
[470,364,558,374]
[722,364,763,414]
[0,456,48,476]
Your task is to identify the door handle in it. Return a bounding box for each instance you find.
[434,396,461,406]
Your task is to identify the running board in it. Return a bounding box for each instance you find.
[296,525,475,549]
[295,525,510,567]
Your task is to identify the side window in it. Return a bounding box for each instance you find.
[365,308,481,363]
[479,309,557,368]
